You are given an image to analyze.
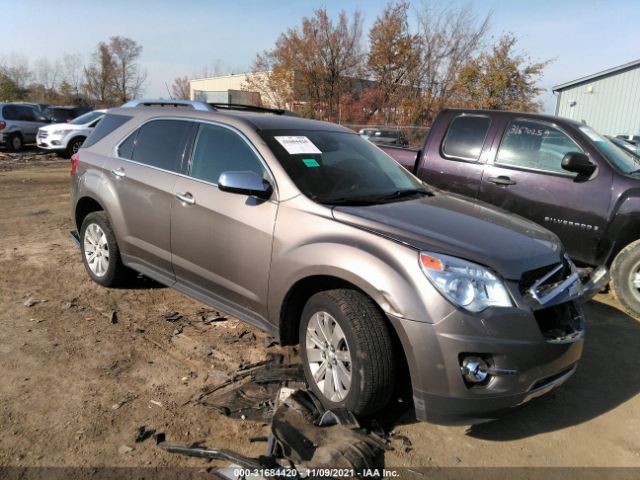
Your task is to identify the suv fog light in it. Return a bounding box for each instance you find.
[52,140,61,146]
[461,356,489,383]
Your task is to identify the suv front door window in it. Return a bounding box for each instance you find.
[170,123,277,323]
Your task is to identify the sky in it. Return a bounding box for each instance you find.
[3,0,640,114]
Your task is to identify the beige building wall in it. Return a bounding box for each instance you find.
[189,74,252,100]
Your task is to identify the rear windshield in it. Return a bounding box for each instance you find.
[82,114,133,149]
[69,111,101,125]
[259,129,425,204]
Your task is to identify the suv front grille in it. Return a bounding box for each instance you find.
[520,256,581,308]
[534,301,584,343]
[38,131,48,139]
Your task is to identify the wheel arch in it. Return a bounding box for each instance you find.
[75,196,105,231]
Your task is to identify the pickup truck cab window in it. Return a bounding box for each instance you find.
[130,119,192,173]
[442,115,491,162]
[189,123,265,184]
[496,120,584,175]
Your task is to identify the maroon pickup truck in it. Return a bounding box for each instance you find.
[381,109,640,316]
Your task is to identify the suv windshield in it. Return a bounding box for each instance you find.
[580,126,640,174]
[260,129,426,204]
[70,111,101,125]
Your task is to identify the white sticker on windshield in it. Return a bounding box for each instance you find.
[275,136,322,154]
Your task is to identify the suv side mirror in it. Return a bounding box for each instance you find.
[561,152,596,177]
[218,171,273,199]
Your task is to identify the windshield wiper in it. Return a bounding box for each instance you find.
[375,188,433,202]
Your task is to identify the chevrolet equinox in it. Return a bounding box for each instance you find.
[71,100,591,424]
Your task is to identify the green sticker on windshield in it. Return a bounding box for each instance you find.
[302,158,320,167]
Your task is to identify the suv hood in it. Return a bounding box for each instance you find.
[332,193,563,280]
[40,122,87,132]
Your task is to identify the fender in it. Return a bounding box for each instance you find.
[599,190,640,264]
[268,231,456,327]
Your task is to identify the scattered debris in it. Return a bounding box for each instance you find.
[163,311,182,322]
[61,300,76,310]
[264,336,278,348]
[389,431,413,453]
[111,393,137,411]
[196,310,228,324]
[135,426,156,443]
[149,400,163,408]
[224,330,256,344]
[118,444,134,454]
[26,209,50,217]
[109,310,118,324]
[134,326,145,333]
[22,298,42,307]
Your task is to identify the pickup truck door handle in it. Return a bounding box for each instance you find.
[487,175,516,186]
[111,167,126,178]
[176,192,196,205]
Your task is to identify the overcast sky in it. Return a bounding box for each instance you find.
[4,0,640,114]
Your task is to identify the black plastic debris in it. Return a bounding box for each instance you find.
[26,209,50,216]
[135,426,156,443]
[163,311,182,322]
[196,358,304,421]
[271,390,389,471]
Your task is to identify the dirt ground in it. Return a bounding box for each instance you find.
[1,151,639,474]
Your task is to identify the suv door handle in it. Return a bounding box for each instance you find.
[176,192,196,205]
[111,167,126,178]
[487,175,516,186]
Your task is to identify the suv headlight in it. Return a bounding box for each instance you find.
[53,129,72,135]
[420,252,512,312]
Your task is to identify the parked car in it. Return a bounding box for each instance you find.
[37,109,106,158]
[366,129,409,146]
[380,109,640,316]
[357,128,377,139]
[43,106,92,124]
[615,134,640,145]
[0,102,50,151]
[607,135,640,157]
[71,100,599,425]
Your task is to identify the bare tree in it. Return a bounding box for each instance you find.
[109,36,146,102]
[0,53,33,91]
[414,2,491,123]
[171,76,190,100]
[61,53,85,98]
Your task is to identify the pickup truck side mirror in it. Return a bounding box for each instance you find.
[561,152,596,177]
[218,171,273,199]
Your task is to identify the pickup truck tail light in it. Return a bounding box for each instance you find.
[0,121,6,130]
[70,153,79,176]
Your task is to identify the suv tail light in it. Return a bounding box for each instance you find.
[0,121,6,130]
[70,153,79,176]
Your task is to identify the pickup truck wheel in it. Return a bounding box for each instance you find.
[80,211,127,287]
[611,239,640,318]
[300,289,394,416]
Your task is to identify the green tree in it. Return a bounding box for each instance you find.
[455,34,550,112]
[366,1,420,124]
[0,73,27,101]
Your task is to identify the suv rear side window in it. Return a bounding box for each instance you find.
[83,114,133,148]
[189,123,265,184]
[2,105,18,120]
[496,120,584,174]
[132,120,193,173]
[16,106,36,121]
[442,115,491,161]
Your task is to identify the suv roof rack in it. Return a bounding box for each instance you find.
[121,99,214,111]
[207,103,294,116]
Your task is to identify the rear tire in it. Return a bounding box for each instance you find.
[80,211,127,287]
[611,239,640,318]
[8,134,23,152]
[299,289,394,416]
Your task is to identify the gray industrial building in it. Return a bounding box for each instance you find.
[553,59,640,136]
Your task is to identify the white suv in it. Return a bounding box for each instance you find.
[37,110,106,158]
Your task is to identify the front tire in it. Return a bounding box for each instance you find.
[611,239,640,318]
[66,137,85,158]
[299,289,395,416]
[80,211,127,287]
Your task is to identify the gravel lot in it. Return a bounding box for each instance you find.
[1,151,639,474]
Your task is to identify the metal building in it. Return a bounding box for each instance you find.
[553,59,640,136]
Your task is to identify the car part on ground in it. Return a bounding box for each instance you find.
[72,99,589,424]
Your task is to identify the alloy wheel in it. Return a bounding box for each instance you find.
[83,223,110,277]
[305,311,352,402]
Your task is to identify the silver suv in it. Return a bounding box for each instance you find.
[0,103,49,151]
[71,100,590,425]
